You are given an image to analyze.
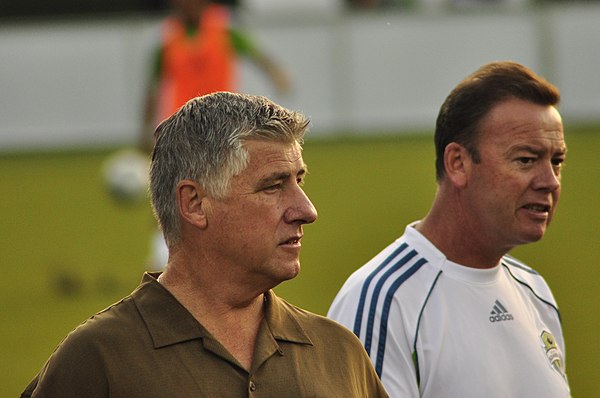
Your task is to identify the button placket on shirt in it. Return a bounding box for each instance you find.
[249,380,257,393]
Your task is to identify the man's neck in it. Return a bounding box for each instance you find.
[158,265,266,370]
[416,203,504,269]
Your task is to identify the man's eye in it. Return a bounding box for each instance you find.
[517,157,535,165]
[552,158,565,167]
[263,183,282,192]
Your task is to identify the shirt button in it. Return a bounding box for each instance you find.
[249,381,256,391]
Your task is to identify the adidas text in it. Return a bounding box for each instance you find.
[489,313,514,322]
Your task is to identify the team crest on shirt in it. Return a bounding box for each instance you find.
[540,330,566,379]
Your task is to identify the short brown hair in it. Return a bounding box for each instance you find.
[434,61,560,180]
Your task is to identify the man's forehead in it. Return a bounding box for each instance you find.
[480,101,564,143]
[484,99,562,126]
[239,140,305,181]
[245,140,304,163]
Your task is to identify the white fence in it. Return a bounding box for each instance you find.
[1,4,599,151]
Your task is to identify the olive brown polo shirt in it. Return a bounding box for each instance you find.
[23,273,387,397]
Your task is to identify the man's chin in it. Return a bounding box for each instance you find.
[517,227,547,245]
[276,262,301,283]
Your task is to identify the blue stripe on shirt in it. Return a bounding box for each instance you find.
[364,249,419,354]
[375,258,428,377]
[353,243,409,337]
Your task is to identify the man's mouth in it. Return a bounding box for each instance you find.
[522,204,551,213]
[281,236,302,245]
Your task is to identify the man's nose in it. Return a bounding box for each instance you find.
[533,161,561,192]
[284,186,318,225]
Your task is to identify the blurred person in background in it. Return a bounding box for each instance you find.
[141,0,291,270]
[328,61,570,397]
[22,92,388,398]
[142,0,290,148]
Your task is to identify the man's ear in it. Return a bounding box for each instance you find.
[176,180,209,229]
[443,142,471,188]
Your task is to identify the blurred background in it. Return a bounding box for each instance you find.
[1,0,599,396]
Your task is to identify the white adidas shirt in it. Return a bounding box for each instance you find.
[328,223,570,398]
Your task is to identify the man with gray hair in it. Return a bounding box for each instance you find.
[23,92,388,397]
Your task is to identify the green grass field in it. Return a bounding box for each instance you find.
[1,128,598,397]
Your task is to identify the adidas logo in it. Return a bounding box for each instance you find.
[489,300,514,323]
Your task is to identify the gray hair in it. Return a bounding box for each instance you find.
[149,91,310,247]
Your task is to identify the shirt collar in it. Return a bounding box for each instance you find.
[132,273,209,348]
[263,290,313,346]
[132,273,312,348]
[405,222,501,283]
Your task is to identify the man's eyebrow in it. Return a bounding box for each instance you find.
[258,172,290,186]
[510,144,543,155]
[509,144,566,156]
[257,166,308,186]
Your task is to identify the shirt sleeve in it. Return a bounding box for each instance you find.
[229,28,259,57]
[25,329,109,398]
[328,285,421,397]
[376,296,421,397]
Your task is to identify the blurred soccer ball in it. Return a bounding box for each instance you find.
[102,149,149,204]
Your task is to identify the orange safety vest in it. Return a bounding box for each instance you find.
[155,4,235,124]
